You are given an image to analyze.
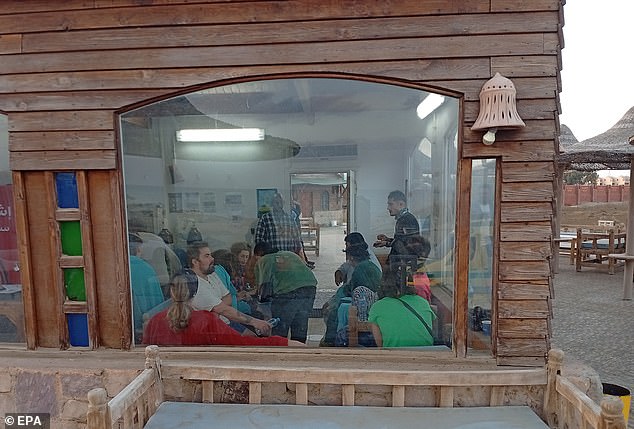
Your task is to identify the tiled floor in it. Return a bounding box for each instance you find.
[304,225,348,346]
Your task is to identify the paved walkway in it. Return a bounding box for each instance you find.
[551,258,633,427]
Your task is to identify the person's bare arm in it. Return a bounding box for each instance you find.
[370,323,383,347]
[213,302,271,335]
[221,293,232,306]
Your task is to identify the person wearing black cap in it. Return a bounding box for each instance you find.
[335,232,382,286]
[321,232,381,346]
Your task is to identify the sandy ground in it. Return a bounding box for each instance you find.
[561,201,629,229]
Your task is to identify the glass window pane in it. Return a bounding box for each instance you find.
[60,221,83,256]
[468,159,495,352]
[64,267,86,301]
[67,313,89,347]
[121,77,460,348]
[0,114,25,343]
[55,172,79,209]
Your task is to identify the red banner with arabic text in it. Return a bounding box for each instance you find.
[0,184,20,283]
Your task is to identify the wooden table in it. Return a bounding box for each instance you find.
[144,403,549,429]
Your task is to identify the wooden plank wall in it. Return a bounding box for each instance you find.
[0,0,562,363]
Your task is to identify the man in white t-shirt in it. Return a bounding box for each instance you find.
[186,241,271,336]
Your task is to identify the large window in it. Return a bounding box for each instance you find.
[120,77,461,349]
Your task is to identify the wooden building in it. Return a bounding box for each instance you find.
[0,0,561,372]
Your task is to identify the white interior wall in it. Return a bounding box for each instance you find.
[122,86,459,251]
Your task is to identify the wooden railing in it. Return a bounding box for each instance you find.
[87,347,626,429]
[543,349,626,429]
[87,345,163,429]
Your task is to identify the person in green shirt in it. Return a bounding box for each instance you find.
[253,242,317,342]
[369,269,435,348]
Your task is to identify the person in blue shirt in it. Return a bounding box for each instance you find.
[129,233,166,343]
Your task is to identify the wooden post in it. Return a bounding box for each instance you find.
[622,158,634,300]
[145,345,163,407]
[544,348,564,426]
[87,387,110,429]
[600,396,626,429]
[202,381,214,403]
[553,165,564,274]
[342,384,355,406]
[348,306,359,347]
[295,383,308,405]
[145,345,161,370]
[575,228,583,272]
[392,385,405,407]
[249,382,262,404]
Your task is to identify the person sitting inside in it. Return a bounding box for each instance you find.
[368,268,436,348]
[335,285,378,347]
[321,233,381,346]
[129,233,166,343]
[334,232,382,287]
[185,241,272,336]
[229,242,261,314]
[230,241,252,291]
[403,234,432,302]
[143,273,304,347]
[212,248,251,315]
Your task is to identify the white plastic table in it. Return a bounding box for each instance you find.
[144,402,549,429]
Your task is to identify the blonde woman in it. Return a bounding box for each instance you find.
[143,273,304,347]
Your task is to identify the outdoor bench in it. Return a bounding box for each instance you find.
[86,346,627,429]
[576,228,627,274]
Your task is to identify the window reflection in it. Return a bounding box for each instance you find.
[468,159,496,351]
[120,77,460,348]
[0,114,25,343]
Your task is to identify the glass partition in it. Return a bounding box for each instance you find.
[120,77,460,348]
[0,113,25,343]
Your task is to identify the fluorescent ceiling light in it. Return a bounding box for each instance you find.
[176,128,265,142]
[416,94,445,120]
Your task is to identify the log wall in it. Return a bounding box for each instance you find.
[0,0,563,365]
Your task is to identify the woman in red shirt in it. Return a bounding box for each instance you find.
[143,273,304,347]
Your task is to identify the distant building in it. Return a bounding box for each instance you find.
[615,175,630,186]
[598,175,630,186]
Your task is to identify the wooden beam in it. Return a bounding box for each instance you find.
[169,365,547,386]
[11,172,37,349]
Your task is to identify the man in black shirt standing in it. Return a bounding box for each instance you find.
[373,190,420,261]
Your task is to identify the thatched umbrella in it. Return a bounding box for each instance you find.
[557,106,634,299]
[559,124,578,149]
[558,124,613,171]
[558,106,634,170]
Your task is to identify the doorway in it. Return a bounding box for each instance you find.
[290,172,352,326]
